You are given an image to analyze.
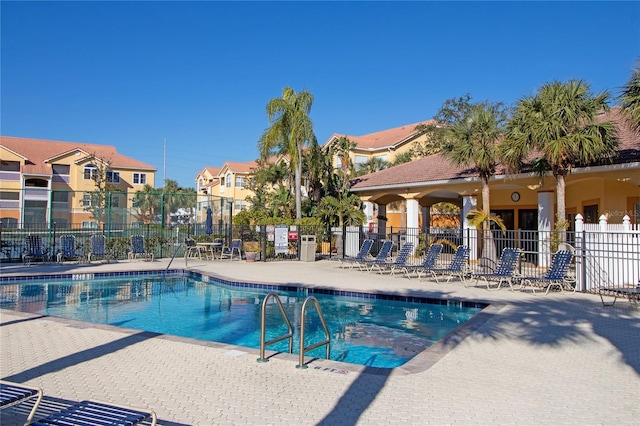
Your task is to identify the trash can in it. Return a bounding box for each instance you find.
[300,235,316,262]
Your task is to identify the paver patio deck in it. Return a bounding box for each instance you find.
[1,258,638,425]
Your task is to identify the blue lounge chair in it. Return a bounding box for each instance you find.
[402,243,443,279]
[471,247,521,290]
[519,250,575,294]
[372,242,415,274]
[427,245,471,283]
[357,240,393,271]
[23,235,48,265]
[338,239,373,268]
[57,235,80,263]
[30,399,156,426]
[0,380,43,425]
[220,239,243,260]
[88,234,109,263]
[129,235,153,262]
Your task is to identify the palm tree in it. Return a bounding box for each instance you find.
[259,87,316,220]
[162,179,196,226]
[132,184,159,223]
[504,80,617,226]
[619,61,640,131]
[355,156,389,176]
[302,141,330,206]
[328,136,356,197]
[441,102,507,225]
[315,192,365,227]
[270,186,294,219]
[438,100,507,261]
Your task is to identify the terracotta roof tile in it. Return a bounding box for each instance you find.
[599,106,640,164]
[325,120,437,151]
[205,167,220,176]
[222,160,259,174]
[0,136,157,175]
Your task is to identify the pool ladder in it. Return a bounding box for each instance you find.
[257,292,331,369]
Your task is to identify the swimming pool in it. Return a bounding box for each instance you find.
[0,271,486,369]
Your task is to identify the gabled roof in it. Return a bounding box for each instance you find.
[324,120,438,151]
[0,136,157,176]
[351,107,640,191]
[220,160,259,175]
[204,166,220,176]
[196,166,220,180]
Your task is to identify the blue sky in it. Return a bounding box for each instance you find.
[2,1,639,189]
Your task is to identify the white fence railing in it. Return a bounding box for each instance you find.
[576,214,640,291]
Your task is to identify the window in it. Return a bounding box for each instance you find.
[52,191,69,202]
[82,221,98,229]
[52,218,69,228]
[374,154,387,162]
[0,218,18,229]
[0,192,20,209]
[226,173,232,188]
[25,178,47,188]
[133,173,146,185]
[354,155,368,167]
[0,191,19,200]
[584,204,599,224]
[84,163,98,180]
[234,200,246,211]
[235,176,245,188]
[111,195,120,207]
[0,160,20,172]
[82,194,92,207]
[106,171,120,183]
[52,164,70,175]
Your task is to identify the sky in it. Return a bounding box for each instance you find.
[1,1,639,190]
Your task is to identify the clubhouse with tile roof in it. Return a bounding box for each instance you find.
[348,107,639,248]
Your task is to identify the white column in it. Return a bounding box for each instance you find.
[406,199,419,254]
[363,201,375,223]
[538,191,555,267]
[462,195,478,261]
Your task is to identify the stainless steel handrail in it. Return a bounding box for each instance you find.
[297,296,331,369]
[257,292,293,363]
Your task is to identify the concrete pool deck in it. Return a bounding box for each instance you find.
[1,258,639,425]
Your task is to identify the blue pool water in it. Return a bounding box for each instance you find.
[0,273,485,368]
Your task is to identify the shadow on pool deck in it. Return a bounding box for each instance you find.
[319,366,392,425]
[2,330,160,383]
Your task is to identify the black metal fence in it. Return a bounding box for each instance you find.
[3,221,638,294]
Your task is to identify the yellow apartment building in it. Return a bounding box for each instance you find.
[194,166,220,220]
[323,120,437,225]
[194,161,257,223]
[323,120,437,171]
[0,136,156,228]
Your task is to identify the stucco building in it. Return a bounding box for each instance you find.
[0,136,156,228]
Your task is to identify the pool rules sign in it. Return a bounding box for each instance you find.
[275,225,288,255]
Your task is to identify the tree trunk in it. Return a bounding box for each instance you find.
[480,176,498,263]
[556,173,566,222]
[556,173,567,243]
[295,145,302,220]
